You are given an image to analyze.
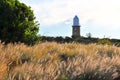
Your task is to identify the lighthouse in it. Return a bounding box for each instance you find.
[72,15,80,38]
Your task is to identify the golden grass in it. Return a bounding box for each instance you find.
[0,42,120,80]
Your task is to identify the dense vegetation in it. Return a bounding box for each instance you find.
[0,0,39,44]
[0,42,120,80]
[42,36,120,46]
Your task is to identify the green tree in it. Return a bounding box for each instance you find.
[0,0,39,44]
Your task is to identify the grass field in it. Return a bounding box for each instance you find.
[0,42,120,80]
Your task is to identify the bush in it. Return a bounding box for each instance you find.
[98,39,112,45]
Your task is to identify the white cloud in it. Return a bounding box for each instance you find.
[20,0,120,29]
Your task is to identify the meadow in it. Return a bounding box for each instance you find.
[0,42,120,80]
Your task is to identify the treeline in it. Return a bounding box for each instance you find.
[41,36,120,46]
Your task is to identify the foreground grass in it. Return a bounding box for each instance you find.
[0,42,120,80]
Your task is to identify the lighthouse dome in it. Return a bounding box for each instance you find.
[73,15,79,26]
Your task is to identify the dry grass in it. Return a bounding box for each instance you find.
[0,42,120,80]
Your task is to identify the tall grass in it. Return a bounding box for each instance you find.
[0,42,120,80]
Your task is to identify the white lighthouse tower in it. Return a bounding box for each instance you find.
[72,15,80,38]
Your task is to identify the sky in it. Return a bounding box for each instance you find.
[20,0,120,39]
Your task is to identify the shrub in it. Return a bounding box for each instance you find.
[98,39,112,45]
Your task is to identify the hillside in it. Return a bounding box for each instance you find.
[0,42,120,80]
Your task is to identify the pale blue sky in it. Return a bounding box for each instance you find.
[20,0,120,39]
